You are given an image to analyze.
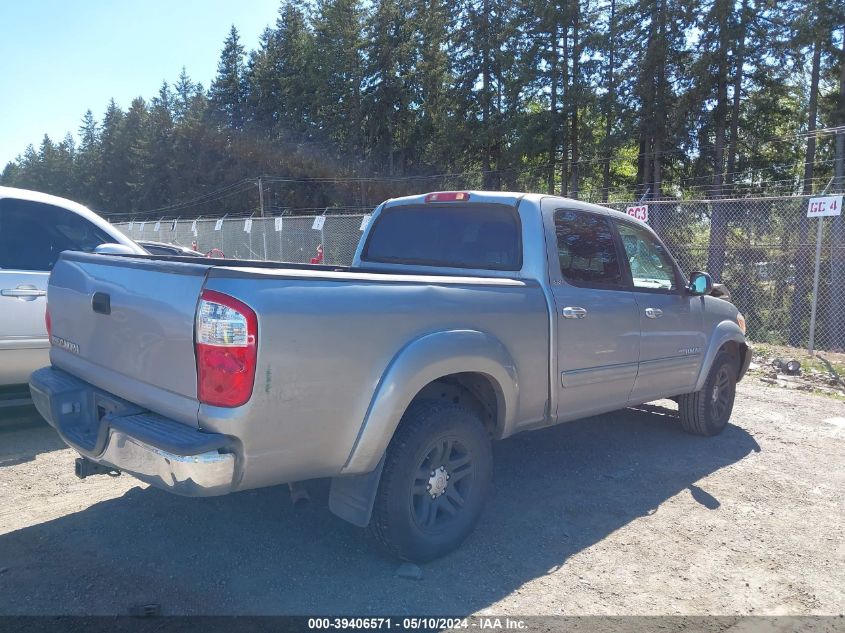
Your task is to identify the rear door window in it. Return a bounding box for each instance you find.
[0,198,113,271]
[362,204,521,270]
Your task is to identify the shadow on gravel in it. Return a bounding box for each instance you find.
[0,403,760,615]
[0,407,62,468]
[0,403,46,433]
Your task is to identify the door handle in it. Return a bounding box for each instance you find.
[562,306,588,319]
[1,286,46,298]
[645,307,663,319]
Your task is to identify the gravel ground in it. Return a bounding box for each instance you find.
[0,380,843,616]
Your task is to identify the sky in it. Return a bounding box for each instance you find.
[0,0,281,167]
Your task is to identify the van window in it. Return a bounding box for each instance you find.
[0,198,113,271]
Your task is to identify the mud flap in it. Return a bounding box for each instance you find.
[328,454,386,527]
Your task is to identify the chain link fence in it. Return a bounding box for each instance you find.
[116,214,367,266]
[604,195,845,353]
[114,194,845,352]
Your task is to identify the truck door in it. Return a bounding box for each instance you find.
[614,219,705,402]
[543,206,641,421]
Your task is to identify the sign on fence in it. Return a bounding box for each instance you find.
[312,216,326,230]
[244,218,252,233]
[626,205,649,222]
[154,220,161,231]
[214,218,223,231]
[274,217,283,232]
[191,219,197,236]
[807,195,842,218]
[360,214,372,231]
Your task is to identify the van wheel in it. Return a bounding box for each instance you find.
[369,401,492,562]
[678,350,737,436]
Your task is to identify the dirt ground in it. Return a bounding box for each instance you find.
[0,379,843,617]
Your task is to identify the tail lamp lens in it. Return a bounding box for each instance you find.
[196,290,257,407]
[45,304,52,340]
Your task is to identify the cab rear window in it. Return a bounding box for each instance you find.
[361,204,521,270]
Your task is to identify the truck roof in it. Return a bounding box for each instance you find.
[384,190,636,223]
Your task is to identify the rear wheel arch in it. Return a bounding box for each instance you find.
[341,329,518,475]
[409,371,505,439]
[329,331,515,529]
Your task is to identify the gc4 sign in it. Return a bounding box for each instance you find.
[807,195,842,218]
[626,205,649,222]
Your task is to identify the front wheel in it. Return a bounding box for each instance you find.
[369,401,492,562]
[677,350,738,436]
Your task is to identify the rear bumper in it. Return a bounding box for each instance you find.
[29,366,235,496]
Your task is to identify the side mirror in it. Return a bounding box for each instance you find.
[94,243,139,256]
[688,271,713,296]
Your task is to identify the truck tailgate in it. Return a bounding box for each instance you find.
[47,252,211,427]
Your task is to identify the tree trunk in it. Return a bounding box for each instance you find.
[569,2,580,198]
[802,37,822,197]
[788,35,822,347]
[725,0,748,188]
[706,0,731,282]
[548,20,558,195]
[481,0,493,189]
[636,0,658,201]
[652,0,667,204]
[828,29,845,349]
[560,21,570,197]
[601,0,616,203]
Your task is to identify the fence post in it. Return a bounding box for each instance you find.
[808,218,824,355]
[808,177,835,354]
[262,219,268,261]
[830,130,845,350]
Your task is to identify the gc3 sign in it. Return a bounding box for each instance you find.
[626,204,649,222]
[807,195,842,218]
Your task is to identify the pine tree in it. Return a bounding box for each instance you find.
[210,26,248,132]
[364,0,416,174]
[99,99,130,212]
[75,109,101,206]
[311,0,366,158]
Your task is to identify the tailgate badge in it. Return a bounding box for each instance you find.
[51,335,80,355]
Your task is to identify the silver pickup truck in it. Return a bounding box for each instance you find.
[30,191,751,561]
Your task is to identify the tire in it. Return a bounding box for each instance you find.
[369,401,492,562]
[678,350,738,436]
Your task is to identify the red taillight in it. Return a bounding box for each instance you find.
[45,304,52,340]
[195,290,258,408]
[425,191,470,203]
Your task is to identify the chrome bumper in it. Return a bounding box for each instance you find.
[29,366,236,497]
[97,428,235,496]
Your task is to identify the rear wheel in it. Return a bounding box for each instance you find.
[369,401,492,562]
[678,350,738,436]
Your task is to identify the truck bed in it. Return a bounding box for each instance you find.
[46,251,551,488]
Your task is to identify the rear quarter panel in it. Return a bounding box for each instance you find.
[199,270,549,490]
